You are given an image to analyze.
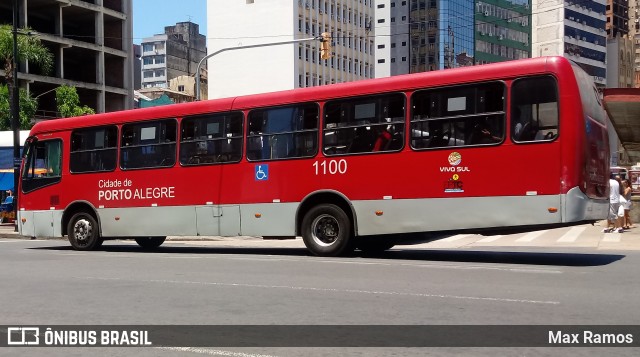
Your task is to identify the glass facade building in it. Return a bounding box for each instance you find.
[474,0,532,64]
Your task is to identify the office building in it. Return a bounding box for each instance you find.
[532,0,607,86]
[140,21,207,97]
[207,0,375,99]
[0,0,134,115]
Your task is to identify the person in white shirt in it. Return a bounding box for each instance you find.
[604,177,624,233]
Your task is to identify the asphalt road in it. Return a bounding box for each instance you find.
[1,226,640,356]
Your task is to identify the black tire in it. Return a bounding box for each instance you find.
[357,237,395,253]
[135,236,166,250]
[67,212,103,251]
[301,204,354,257]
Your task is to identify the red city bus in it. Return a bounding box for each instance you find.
[17,56,609,256]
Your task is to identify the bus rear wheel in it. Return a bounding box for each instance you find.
[302,204,354,257]
[357,237,395,253]
[67,212,103,251]
[135,236,166,250]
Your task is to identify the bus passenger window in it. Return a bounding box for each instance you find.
[120,119,177,170]
[323,93,405,156]
[511,76,559,143]
[180,112,243,165]
[247,103,318,161]
[410,81,505,150]
[70,126,118,173]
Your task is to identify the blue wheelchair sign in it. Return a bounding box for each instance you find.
[255,165,268,181]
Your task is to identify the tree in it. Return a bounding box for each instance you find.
[0,24,53,126]
[55,85,95,117]
[0,84,37,130]
[0,24,53,85]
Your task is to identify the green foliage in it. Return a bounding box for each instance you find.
[0,24,53,76]
[0,85,38,130]
[1,24,53,129]
[55,85,95,117]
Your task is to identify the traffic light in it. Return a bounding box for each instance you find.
[321,32,332,60]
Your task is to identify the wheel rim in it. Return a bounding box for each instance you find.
[73,218,93,246]
[311,214,340,247]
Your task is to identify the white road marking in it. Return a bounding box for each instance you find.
[556,227,586,242]
[475,235,503,243]
[515,230,547,242]
[157,347,278,357]
[78,277,560,305]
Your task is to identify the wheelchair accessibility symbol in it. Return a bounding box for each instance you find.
[255,165,269,181]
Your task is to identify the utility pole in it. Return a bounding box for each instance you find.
[195,36,327,101]
[12,0,20,229]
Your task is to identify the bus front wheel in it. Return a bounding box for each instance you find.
[135,236,166,250]
[67,212,103,251]
[302,204,354,257]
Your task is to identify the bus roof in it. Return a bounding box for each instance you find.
[29,56,575,136]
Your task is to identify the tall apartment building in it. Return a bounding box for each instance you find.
[475,0,531,64]
[607,0,630,38]
[375,0,476,77]
[532,0,607,86]
[631,0,640,86]
[140,22,207,90]
[207,0,375,99]
[0,0,134,115]
[375,0,530,77]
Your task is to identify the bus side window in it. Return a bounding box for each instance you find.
[511,76,559,143]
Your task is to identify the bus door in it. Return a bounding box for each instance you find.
[510,76,562,224]
[182,111,244,237]
[19,137,63,237]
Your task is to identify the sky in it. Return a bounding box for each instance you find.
[132,0,207,44]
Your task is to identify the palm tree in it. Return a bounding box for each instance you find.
[0,24,53,124]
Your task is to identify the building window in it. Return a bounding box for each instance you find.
[178,85,185,92]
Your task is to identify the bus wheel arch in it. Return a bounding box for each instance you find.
[297,191,356,256]
[62,202,103,250]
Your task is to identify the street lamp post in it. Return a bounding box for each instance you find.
[11,0,20,230]
[195,36,323,101]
